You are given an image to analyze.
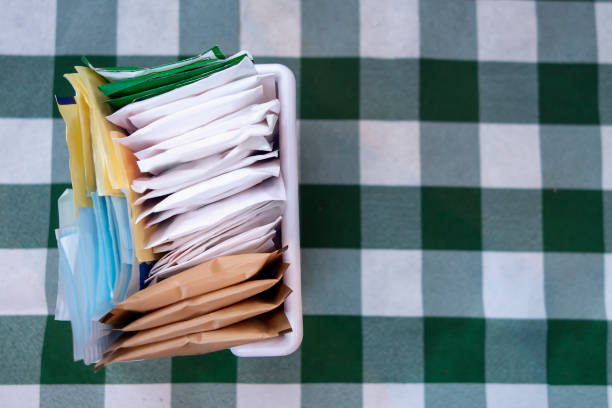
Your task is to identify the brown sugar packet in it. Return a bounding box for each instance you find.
[101,249,284,325]
[118,263,288,332]
[107,284,291,351]
[95,307,291,371]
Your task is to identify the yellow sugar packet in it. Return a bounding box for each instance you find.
[56,100,92,211]
[112,130,158,262]
[74,66,128,194]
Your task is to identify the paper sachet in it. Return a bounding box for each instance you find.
[83,46,224,82]
[57,98,92,210]
[117,84,265,152]
[117,263,287,331]
[95,307,291,370]
[132,150,278,201]
[111,130,158,262]
[128,74,272,129]
[136,114,277,175]
[56,189,130,364]
[148,231,278,284]
[135,160,280,223]
[153,201,283,253]
[98,51,226,98]
[148,216,281,281]
[134,99,280,161]
[63,73,114,195]
[146,177,285,248]
[155,206,281,267]
[108,284,291,351]
[105,56,257,131]
[71,67,129,194]
[105,51,253,110]
[100,250,283,324]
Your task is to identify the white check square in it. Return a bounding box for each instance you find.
[486,384,548,408]
[483,252,546,319]
[480,124,541,189]
[0,385,39,408]
[0,0,56,55]
[104,384,171,408]
[597,4,612,63]
[477,1,537,62]
[362,249,422,316]
[117,0,179,55]
[0,119,52,184]
[0,249,47,315]
[363,384,424,408]
[360,121,420,186]
[602,127,612,190]
[360,0,419,58]
[237,384,300,408]
[240,0,301,57]
[604,254,612,319]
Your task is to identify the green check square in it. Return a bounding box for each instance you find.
[0,56,54,118]
[40,384,104,408]
[105,358,171,384]
[171,350,237,383]
[539,63,599,124]
[300,58,359,119]
[542,189,604,253]
[425,317,485,383]
[361,186,421,249]
[179,0,239,55]
[0,185,50,248]
[52,55,116,118]
[421,187,482,250]
[0,316,46,384]
[302,315,362,382]
[40,316,105,384]
[547,319,607,385]
[420,59,479,122]
[300,184,360,248]
[47,183,72,248]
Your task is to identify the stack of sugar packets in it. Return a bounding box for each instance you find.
[55,46,291,368]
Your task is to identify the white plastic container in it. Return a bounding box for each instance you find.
[231,64,302,357]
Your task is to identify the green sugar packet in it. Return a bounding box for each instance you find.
[99,54,228,98]
[105,52,251,110]
[83,46,225,83]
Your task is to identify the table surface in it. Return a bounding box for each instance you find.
[1,0,611,407]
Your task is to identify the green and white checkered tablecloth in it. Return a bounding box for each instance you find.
[1,0,612,406]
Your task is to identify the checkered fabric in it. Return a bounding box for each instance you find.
[1,0,611,406]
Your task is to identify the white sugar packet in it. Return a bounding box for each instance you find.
[142,205,190,227]
[132,143,278,198]
[146,176,285,248]
[142,180,268,228]
[117,85,264,152]
[134,150,278,205]
[129,74,273,129]
[152,201,284,253]
[106,54,256,130]
[135,150,278,205]
[140,164,282,228]
[146,228,278,283]
[172,217,280,266]
[135,159,280,224]
[134,99,280,160]
[156,208,282,268]
[132,144,256,193]
[254,239,276,253]
[136,114,277,174]
[153,215,281,274]
[152,159,280,212]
